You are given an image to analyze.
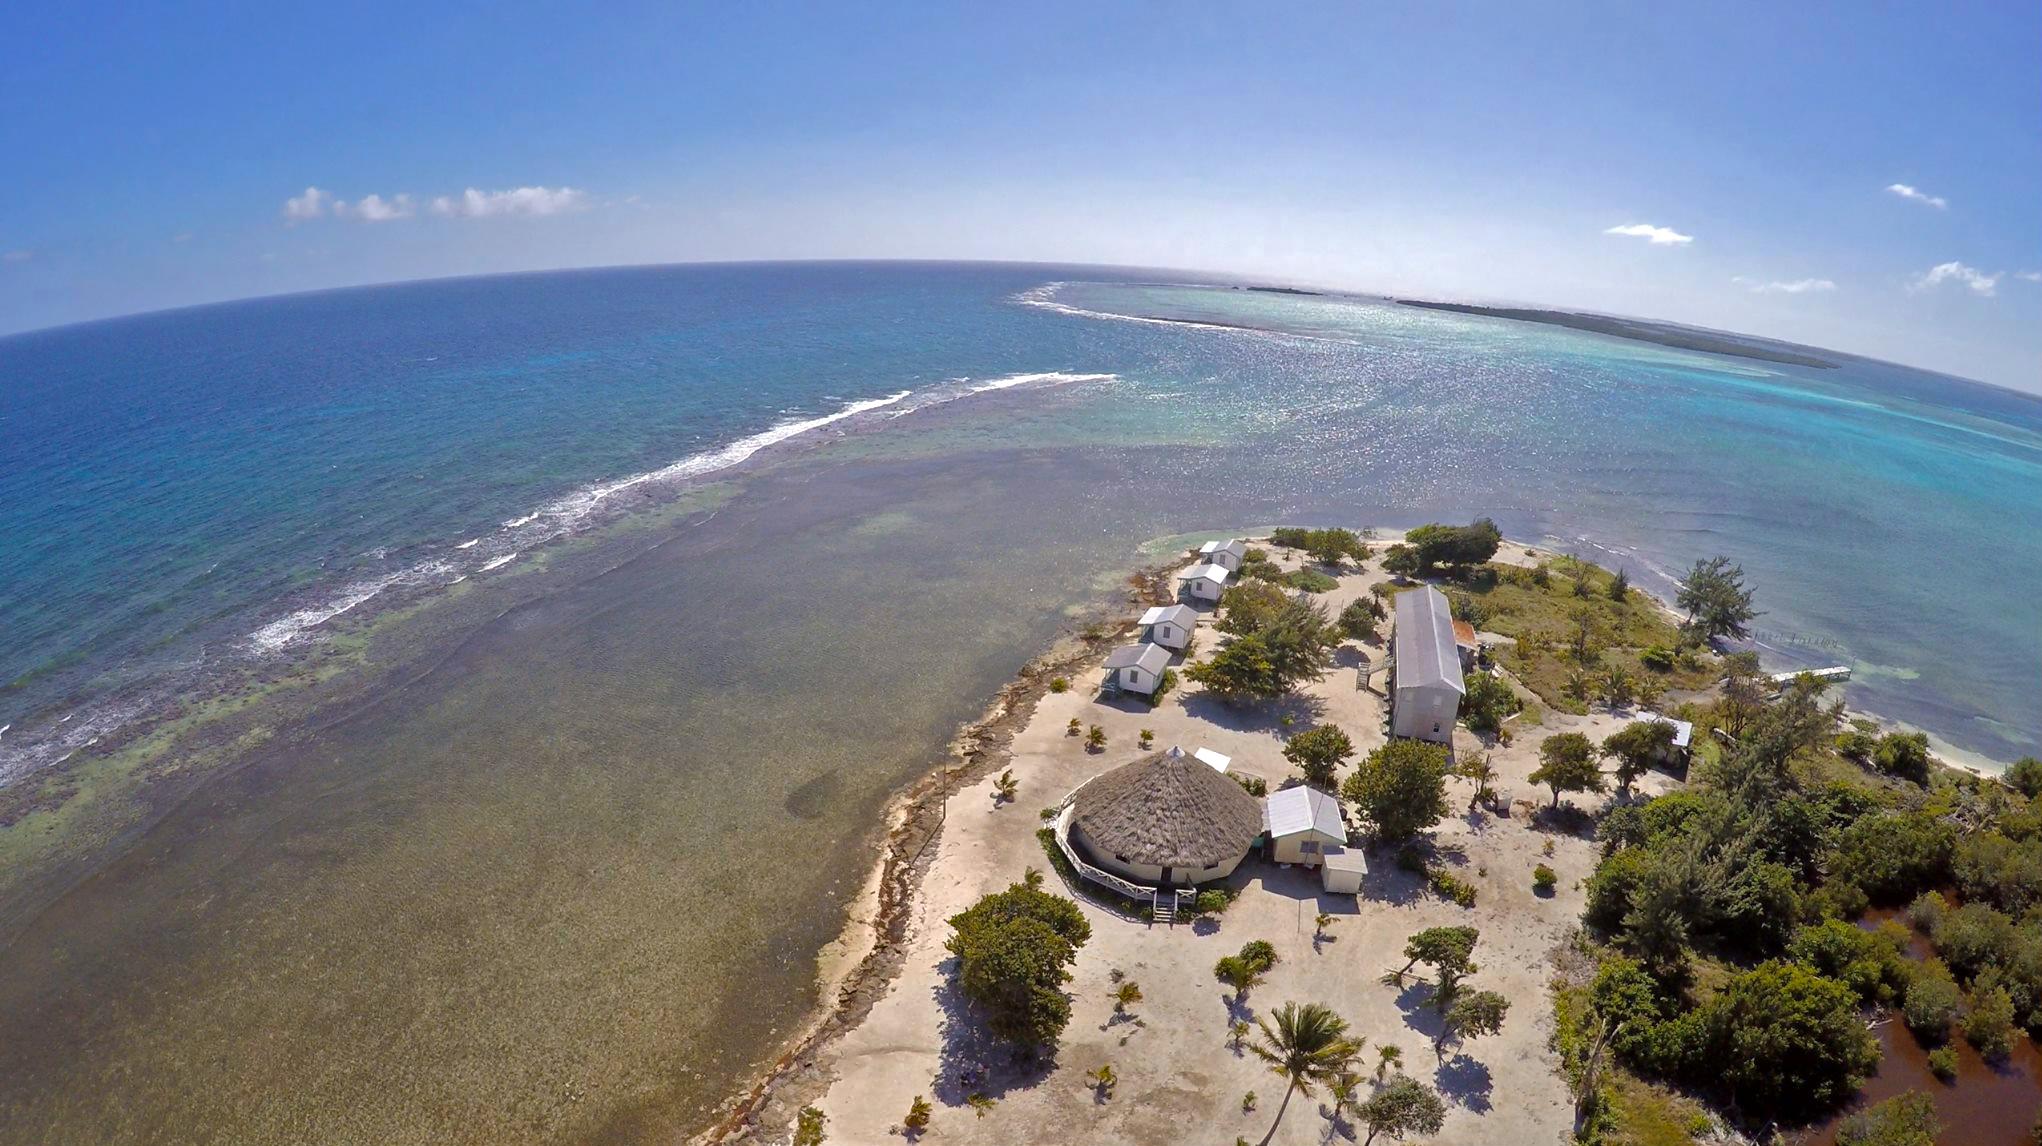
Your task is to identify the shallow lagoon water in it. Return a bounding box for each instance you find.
[1,264,2038,1141]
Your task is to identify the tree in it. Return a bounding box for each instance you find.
[1338,596,1384,642]
[1218,582,1291,636]
[1188,635,1283,701]
[1435,989,1510,1061]
[1608,567,1630,602]
[1964,985,2018,1060]
[1699,961,1881,1116]
[1381,544,1421,578]
[1835,1091,1939,1146]
[1283,725,1355,789]
[1390,926,1480,1005]
[1405,519,1501,574]
[1531,732,1607,809]
[1872,731,1933,785]
[1602,720,1677,794]
[1247,1002,1360,1146]
[1354,1074,1445,1146]
[945,880,1092,1047]
[1674,555,1759,644]
[902,1095,932,1135]
[1568,606,1599,664]
[1454,752,1498,813]
[2006,756,2042,799]
[1341,740,1452,841]
[1460,671,1520,735]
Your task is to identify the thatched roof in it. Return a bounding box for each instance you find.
[1071,747,1264,869]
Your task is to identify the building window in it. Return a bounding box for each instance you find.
[1300,841,1320,854]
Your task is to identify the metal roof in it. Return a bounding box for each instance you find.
[1186,563,1232,584]
[1199,538,1248,559]
[1140,604,1198,627]
[1104,643,1171,674]
[1636,712,1694,749]
[1193,747,1232,773]
[1263,785,1345,840]
[1393,586,1466,695]
[1319,845,1369,874]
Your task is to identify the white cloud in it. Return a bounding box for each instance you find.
[2018,271,2042,283]
[1912,261,1999,297]
[1886,183,1947,210]
[282,186,330,223]
[1733,276,1837,295]
[1604,223,1693,246]
[430,186,588,219]
[2,249,32,263]
[333,193,415,222]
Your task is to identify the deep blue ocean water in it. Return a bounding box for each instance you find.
[3,261,2038,777]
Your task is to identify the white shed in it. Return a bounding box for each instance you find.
[1103,642,1172,696]
[1391,586,1465,743]
[1319,845,1368,894]
[1197,538,1250,571]
[1264,785,1346,866]
[1193,747,1232,773]
[1139,604,1198,651]
[1184,563,1232,602]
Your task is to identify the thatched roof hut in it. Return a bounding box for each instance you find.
[1069,747,1264,883]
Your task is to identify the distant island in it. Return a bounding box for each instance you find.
[1398,299,1841,369]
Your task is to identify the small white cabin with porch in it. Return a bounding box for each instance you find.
[1183,563,1232,602]
[1264,785,1347,866]
[1139,604,1197,650]
[1103,642,1171,696]
[1197,538,1250,571]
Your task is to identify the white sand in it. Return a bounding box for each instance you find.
[777,541,1679,1146]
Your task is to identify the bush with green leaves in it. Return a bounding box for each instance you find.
[1355,1074,1445,1143]
[1601,719,1678,792]
[945,879,1092,1047]
[1341,740,1452,841]
[1872,730,1933,784]
[1337,596,1384,642]
[2006,756,2042,799]
[1835,1091,1939,1146]
[1460,670,1521,736]
[1530,732,1607,809]
[1533,863,1558,893]
[1282,725,1354,789]
[1402,519,1502,574]
[1901,961,1964,1043]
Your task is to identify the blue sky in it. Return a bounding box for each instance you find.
[3,2,2038,388]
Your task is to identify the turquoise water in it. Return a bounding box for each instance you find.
[1,263,2038,1142]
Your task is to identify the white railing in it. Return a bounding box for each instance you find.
[1052,800,1159,905]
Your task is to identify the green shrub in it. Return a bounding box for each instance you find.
[1533,863,1558,892]
[1047,676,1069,693]
[1287,567,1338,593]
[1430,869,1477,907]
[1195,889,1230,915]
[1927,1046,1958,1081]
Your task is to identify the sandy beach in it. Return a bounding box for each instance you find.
[714,535,1689,1145]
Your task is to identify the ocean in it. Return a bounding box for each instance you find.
[1,262,2037,1142]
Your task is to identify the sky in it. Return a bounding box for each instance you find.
[2,2,2038,389]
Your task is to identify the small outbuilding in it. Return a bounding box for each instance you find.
[1318,845,1369,894]
[1184,563,1232,602]
[1452,619,1480,671]
[1193,746,1232,773]
[1197,538,1250,571]
[1066,747,1266,888]
[1634,711,1695,765]
[1139,604,1198,651]
[1391,585,1466,743]
[1103,642,1172,696]
[1263,785,1347,866]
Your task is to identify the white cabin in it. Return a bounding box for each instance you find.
[1264,785,1347,866]
[1138,604,1198,651]
[1183,563,1232,602]
[1391,586,1466,743]
[1197,538,1250,571]
[1102,642,1172,696]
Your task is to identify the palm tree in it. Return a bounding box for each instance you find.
[1248,1001,1360,1146]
